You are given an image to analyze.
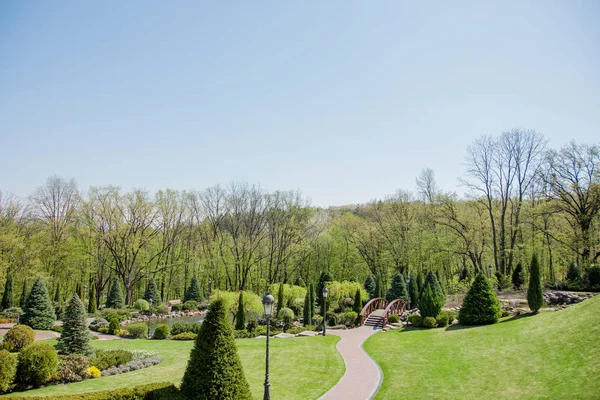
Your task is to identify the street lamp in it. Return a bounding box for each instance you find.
[488,265,493,277]
[83,285,88,306]
[262,292,275,400]
[322,287,328,337]
[406,275,411,327]
[147,298,153,338]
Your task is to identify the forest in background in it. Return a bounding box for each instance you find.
[1,129,599,305]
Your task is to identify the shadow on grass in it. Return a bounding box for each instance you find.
[444,323,482,331]
[499,313,537,323]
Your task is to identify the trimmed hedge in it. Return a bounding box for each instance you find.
[8,382,184,399]
[16,342,58,388]
[3,324,35,352]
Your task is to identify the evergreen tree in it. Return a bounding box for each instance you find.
[459,273,501,325]
[20,279,28,308]
[53,282,61,303]
[417,271,424,292]
[235,292,245,330]
[76,283,83,300]
[106,279,125,309]
[353,288,362,324]
[364,275,376,299]
[56,294,93,356]
[276,283,285,316]
[181,298,252,400]
[144,278,161,305]
[566,262,580,282]
[527,254,544,313]
[184,276,203,303]
[294,275,305,287]
[386,272,408,301]
[512,262,525,289]
[408,273,419,308]
[88,284,97,314]
[374,274,382,298]
[21,277,56,330]
[1,276,13,311]
[303,289,312,325]
[309,282,315,318]
[160,279,166,303]
[436,270,447,296]
[316,271,333,312]
[417,271,445,318]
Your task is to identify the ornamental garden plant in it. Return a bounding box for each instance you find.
[459,273,501,325]
[21,277,56,330]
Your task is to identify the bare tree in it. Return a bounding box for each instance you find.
[416,168,437,203]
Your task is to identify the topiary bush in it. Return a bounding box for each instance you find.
[57,354,90,383]
[436,313,449,327]
[21,277,56,330]
[182,300,198,311]
[0,349,17,393]
[108,318,120,335]
[408,314,422,327]
[235,292,245,331]
[16,342,58,388]
[388,314,400,324]
[89,318,109,332]
[325,311,338,327]
[134,299,149,311]
[422,316,437,329]
[125,323,148,339]
[278,307,294,332]
[0,307,23,320]
[3,324,35,352]
[418,271,445,318]
[153,324,170,340]
[527,254,544,313]
[459,273,501,325]
[339,311,358,326]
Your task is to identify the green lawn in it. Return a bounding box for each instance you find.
[364,295,600,399]
[4,335,344,400]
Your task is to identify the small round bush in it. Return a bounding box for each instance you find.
[108,318,120,335]
[422,316,437,329]
[278,307,294,332]
[171,321,200,335]
[182,300,198,311]
[0,307,23,320]
[435,313,449,327]
[17,342,59,388]
[126,323,148,339]
[88,366,101,378]
[153,324,170,340]
[156,304,170,315]
[408,314,422,327]
[57,354,90,383]
[246,317,258,332]
[0,350,17,393]
[171,304,182,312]
[134,299,149,311]
[325,311,338,326]
[89,318,109,332]
[388,314,400,324]
[3,324,35,352]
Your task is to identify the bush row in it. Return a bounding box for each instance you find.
[7,382,184,400]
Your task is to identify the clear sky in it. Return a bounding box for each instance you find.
[1,1,599,207]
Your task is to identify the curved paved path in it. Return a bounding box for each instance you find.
[319,325,382,400]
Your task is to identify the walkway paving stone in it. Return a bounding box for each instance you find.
[319,325,382,400]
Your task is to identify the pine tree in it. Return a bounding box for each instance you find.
[408,273,419,308]
[417,271,445,318]
[353,288,362,319]
[436,270,447,296]
[20,279,28,308]
[106,279,125,309]
[364,275,376,299]
[1,276,13,311]
[184,276,203,303]
[374,274,382,298]
[316,271,333,312]
[386,272,408,301]
[417,271,424,292]
[144,278,161,305]
[276,283,285,316]
[88,284,97,314]
[235,292,245,330]
[303,290,311,325]
[181,298,252,400]
[53,282,61,303]
[459,273,501,325]
[309,282,315,318]
[512,262,525,289]
[21,277,56,330]
[56,294,93,356]
[527,254,544,313]
[76,283,83,300]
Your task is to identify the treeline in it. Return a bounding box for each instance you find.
[0,129,598,304]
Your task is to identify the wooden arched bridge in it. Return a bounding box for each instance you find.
[359,297,407,328]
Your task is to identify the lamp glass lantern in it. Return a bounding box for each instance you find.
[322,287,328,298]
[262,293,275,317]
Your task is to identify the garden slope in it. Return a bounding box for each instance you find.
[364,294,600,399]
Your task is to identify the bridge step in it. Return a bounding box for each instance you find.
[364,315,384,328]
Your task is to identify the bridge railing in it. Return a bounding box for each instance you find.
[359,297,388,325]
[382,298,407,326]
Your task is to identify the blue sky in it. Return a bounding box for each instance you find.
[1,1,599,206]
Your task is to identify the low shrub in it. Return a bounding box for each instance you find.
[170,332,197,340]
[233,329,257,339]
[57,354,90,383]
[182,300,198,311]
[101,355,163,376]
[588,266,600,287]
[285,326,305,335]
[171,304,182,312]
[153,324,170,340]
[3,324,35,352]
[0,350,17,393]
[51,325,63,333]
[0,307,23,319]
[134,299,149,311]
[108,318,120,335]
[435,313,449,327]
[325,311,338,326]
[87,366,101,378]
[408,314,423,327]
[246,317,258,332]
[89,318,109,332]
[8,382,183,400]
[170,321,200,336]
[338,311,358,326]
[17,342,59,388]
[100,308,130,322]
[388,314,400,324]
[278,307,294,332]
[423,316,437,329]
[156,304,170,315]
[197,301,210,311]
[90,350,133,371]
[254,325,282,336]
[125,323,148,339]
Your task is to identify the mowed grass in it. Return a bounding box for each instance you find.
[4,335,343,400]
[364,295,600,399]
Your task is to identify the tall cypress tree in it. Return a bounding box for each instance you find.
[144,278,161,305]
[417,271,424,292]
[106,279,125,309]
[512,262,525,289]
[386,272,408,301]
[1,276,14,310]
[21,277,56,330]
[303,289,312,325]
[309,282,315,318]
[56,294,93,356]
[184,276,203,303]
[364,275,376,299]
[181,299,252,400]
[418,271,445,318]
[88,284,97,314]
[76,283,83,300]
[353,288,362,314]
[235,292,245,330]
[527,254,544,313]
[276,283,285,316]
[53,282,61,303]
[160,279,166,303]
[408,273,419,308]
[374,274,382,298]
[20,279,28,308]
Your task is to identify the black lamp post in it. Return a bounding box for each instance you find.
[406,275,411,326]
[322,287,328,336]
[148,298,153,337]
[83,284,88,306]
[262,292,275,400]
[488,265,493,278]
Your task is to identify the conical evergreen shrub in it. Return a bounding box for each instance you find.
[56,294,93,356]
[184,276,203,303]
[1,276,13,311]
[364,275,376,299]
[276,283,285,316]
[374,274,382,298]
[408,273,419,308]
[235,292,245,330]
[181,298,252,400]
[53,282,61,303]
[386,272,408,301]
[527,254,544,313]
[417,271,445,318]
[417,271,424,292]
[106,279,125,309]
[303,290,311,325]
[21,277,56,330]
[20,279,27,308]
[88,284,97,314]
[309,282,315,317]
[512,262,525,289]
[459,273,501,325]
[144,278,161,305]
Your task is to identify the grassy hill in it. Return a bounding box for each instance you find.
[364,294,600,399]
